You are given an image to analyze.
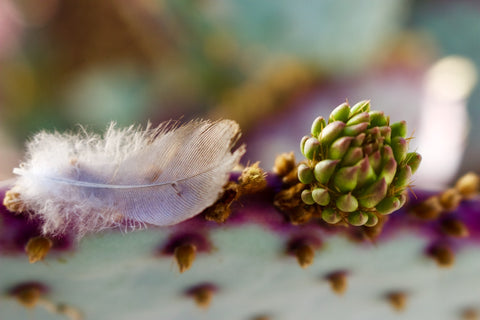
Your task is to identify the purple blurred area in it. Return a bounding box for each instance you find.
[0,0,479,190]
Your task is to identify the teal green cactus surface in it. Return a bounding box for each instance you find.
[299,100,421,226]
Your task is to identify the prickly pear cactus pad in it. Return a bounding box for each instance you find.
[1,107,480,320]
[298,100,421,227]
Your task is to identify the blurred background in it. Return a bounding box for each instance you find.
[0,0,479,190]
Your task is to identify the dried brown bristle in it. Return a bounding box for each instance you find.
[429,243,455,267]
[3,187,26,214]
[238,162,267,194]
[440,218,469,238]
[273,152,296,177]
[203,182,239,223]
[174,244,197,273]
[455,172,479,199]
[25,237,53,264]
[461,308,478,320]
[362,215,388,241]
[439,188,462,211]
[325,271,348,295]
[410,196,443,220]
[294,244,315,269]
[274,183,317,224]
[386,291,407,312]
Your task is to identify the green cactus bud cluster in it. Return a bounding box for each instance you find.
[298,100,421,227]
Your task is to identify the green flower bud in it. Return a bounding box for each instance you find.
[391,136,408,163]
[301,189,315,205]
[298,164,314,184]
[393,165,412,190]
[312,188,331,206]
[364,212,379,227]
[343,122,369,136]
[390,121,407,138]
[375,196,401,215]
[380,146,397,185]
[304,137,321,160]
[406,152,422,174]
[367,126,381,139]
[369,111,388,127]
[358,178,388,208]
[349,100,370,117]
[357,156,377,188]
[346,112,370,126]
[336,193,359,212]
[397,192,407,207]
[329,103,350,123]
[368,150,382,173]
[300,135,309,156]
[329,136,354,160]
[341,147,364,167]
[322,207,342,224]
[311,116,326,138]
[378,126,392,144]
[314,159,339,184]
[347,211,368,226]
[352,133,366,147]
[333,165,359,193]
[320,121,345,145]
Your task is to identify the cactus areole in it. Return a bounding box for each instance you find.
[298,100,421,227]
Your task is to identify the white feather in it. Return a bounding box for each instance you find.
[12,120,245,238]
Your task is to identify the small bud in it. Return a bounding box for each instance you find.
[368,150,382,173]
[378,126,392,144]
[347,211,368,226]
[346,112,370,126]
[329,136,354,160]
[357,156,376,188]
[391,136,408,163]
[367,126,381,139]
[351,133,366,147]
[3,187,26,213]
[429,243,455,267]
[304,137,321,160]
[300,135,309,156]
[398,192,408,207]
[364,212,379,227]
[312,188,330,206]
[386,291,407,312]
[390,120,407,138]
[311,116,326,138]
[455,172,479,199]
[25,237,53,264]
[295,244,315,269]
[336,193,359,213]
[411,196,443,220]
[406,152,422,174]
[314,159,339,184]
[440,218,469,238]
[369,110,388,127]
[322,207,342,224]
[393,165,412,190]
[320,121,346,145]
[298,164,314,184]
[341,147,363,167]
[333,165,359,193]
[329,102,350,123]
[343,122,369,137]
[349,100,370,116]
[380,146,397,185]
[439,188,462,211]
[301,189,315,205]
[174,244,197,273]
[325,271,348,295]
[358,178,388,208]
[375,196,401,215]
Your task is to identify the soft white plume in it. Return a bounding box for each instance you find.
[12,120,245,238]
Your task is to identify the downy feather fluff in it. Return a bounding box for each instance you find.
[12,120,245,238]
